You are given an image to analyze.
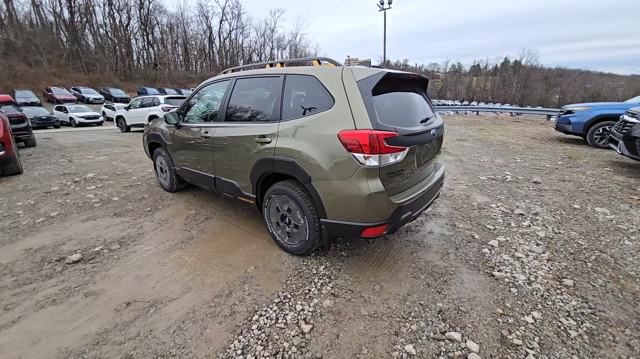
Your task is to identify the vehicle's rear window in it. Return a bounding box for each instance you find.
[165,97,185,106]
[371,75,435,128]
[15,91,34,97]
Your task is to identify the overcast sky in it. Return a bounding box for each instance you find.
[236,0,640,75]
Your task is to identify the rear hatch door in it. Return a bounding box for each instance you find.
[357,71,444,196]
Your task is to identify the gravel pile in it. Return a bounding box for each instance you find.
[220,258,339,359]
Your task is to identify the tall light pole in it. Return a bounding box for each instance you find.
[377,0,393,67]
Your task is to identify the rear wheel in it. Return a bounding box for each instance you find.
[0,135,23,176]
[586,121,615,149]
[263,180,321,255]
[152,147,184,192]
[116,117,130,133]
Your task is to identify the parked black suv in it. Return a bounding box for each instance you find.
[99,87,130,103]
[608,107,640,161]
[0,98,36,147]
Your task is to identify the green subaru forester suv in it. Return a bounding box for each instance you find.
[143,57,445,255]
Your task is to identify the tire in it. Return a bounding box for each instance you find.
[70,118,77,127]
[116,117,130,133]
[24,135,37,148]
[97,122,103,126]
[262,180,321,255]
[54,124,60,129]
[152,147,184,192]
[586,121,616,149]
[0,135,23,176]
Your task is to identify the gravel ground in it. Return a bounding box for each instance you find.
[0,115,638,358]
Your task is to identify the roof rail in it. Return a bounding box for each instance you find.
[220,57,342,75]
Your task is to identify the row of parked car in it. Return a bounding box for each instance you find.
[0,84,193,175]
[11,86,192,106]
[552,95,640,162]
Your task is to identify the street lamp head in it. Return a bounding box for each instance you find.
[388,0,393,5]
[379,0,384,6]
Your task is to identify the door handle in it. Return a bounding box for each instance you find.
[201,130,211,139]
[254,136,272,144]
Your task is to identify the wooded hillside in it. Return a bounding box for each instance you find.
[1,0,638,107]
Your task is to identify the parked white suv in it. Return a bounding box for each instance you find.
[53,104,103,127]
[114,95,186,132]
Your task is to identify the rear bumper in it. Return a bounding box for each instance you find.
[608,130,640,161]
[320,165,445,238]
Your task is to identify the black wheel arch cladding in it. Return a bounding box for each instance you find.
[251,157,327,218]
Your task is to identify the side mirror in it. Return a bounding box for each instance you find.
[124,105,130,111]
[164,111,180,126]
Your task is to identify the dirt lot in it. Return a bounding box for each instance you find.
[1,115,639,359]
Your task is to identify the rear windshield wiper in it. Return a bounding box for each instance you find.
[420,115,435,124]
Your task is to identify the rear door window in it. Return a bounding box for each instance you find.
[224,77,283,122]
[282,75,334,121]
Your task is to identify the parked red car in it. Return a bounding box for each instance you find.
[0,113,23,176]
[43,86,77,104]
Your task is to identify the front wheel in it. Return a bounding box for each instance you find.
[263,180,321,255]
[24,135,37,148]
[586,121,615,149]
[152,147,184,192]
[70,118,77,127]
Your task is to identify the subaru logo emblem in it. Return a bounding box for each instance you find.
[430,129,437,137]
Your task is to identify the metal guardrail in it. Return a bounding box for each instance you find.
[434,105,562,119]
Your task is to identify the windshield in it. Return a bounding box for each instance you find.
[52,87,72,95]
[68,105,92,113]
[165,97,186,106]
[624,95,640,104]
[0,104,21,114]
[21,107,50,116]
[163,88,178,95]
[15,90,36,98]
[109,88,127,96]
[80,88,99,95]
[145,88,161,95]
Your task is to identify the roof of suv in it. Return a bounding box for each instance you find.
[205,57,425,87]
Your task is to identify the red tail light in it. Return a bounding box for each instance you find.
[161,105,175,112]
[361,224,389,238]
[337,130,408,167]
[338,129,405,154]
